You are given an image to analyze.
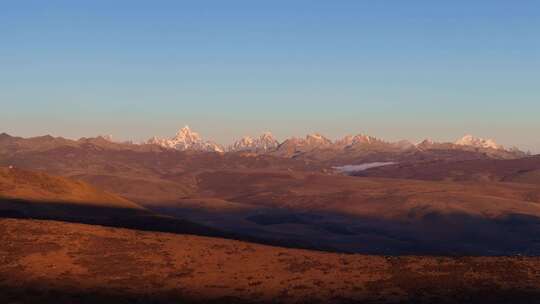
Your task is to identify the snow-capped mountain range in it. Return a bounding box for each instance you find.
[146,126,521,155]
[229,132,279,152]
[147,126,225,152]
[455,134,502,150]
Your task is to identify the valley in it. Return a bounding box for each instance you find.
[2,131,540,303]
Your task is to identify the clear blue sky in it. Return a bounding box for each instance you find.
[1,1,539,151]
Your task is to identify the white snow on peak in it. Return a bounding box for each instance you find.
[335,135,354,146]
[148,126,224,152]
[307,133,324,140]
[335,134,380,147]
[305,133,332,145]
[455,134,503,150]
[351,134,378,144]
[96,135,114,142]
[173,125,202,143]
[415,138,436,147]
[230,132,279,152]
[147,127,519,155]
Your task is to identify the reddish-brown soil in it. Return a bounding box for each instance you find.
[356,155,540,185]
[195,170,540,220]
[1,218,539,304]
[0,167,229,240]
[0,167,141,209]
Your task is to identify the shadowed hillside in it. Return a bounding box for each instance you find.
[1,218,539,304]
[2,135,540,255]
[183,170,540,255]
[0,167,227,238]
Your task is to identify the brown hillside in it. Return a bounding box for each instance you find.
[0,167,142,209]
[196,170,540,220]
[1,218,539,304]
[355,155,540,184]
[0,167,228,240]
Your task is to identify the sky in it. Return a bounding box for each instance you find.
[1,1,539,151]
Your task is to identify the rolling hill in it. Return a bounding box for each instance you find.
[0,166,142,209]
[1,218,539,304]
[187,170,540,255]
[0,167,225,238]
[354,155,540,185]
[2,133,540,255]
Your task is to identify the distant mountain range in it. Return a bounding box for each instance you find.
[2,129,540,256]
[147,126,225,152]
[141,126,528,159]
[0,126,530,164]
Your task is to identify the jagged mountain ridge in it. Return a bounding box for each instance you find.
[147,127,522,155]
[147,126,224,152]
[228,132,279,152]
[0,128,528,161]
[455,134,502,150]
